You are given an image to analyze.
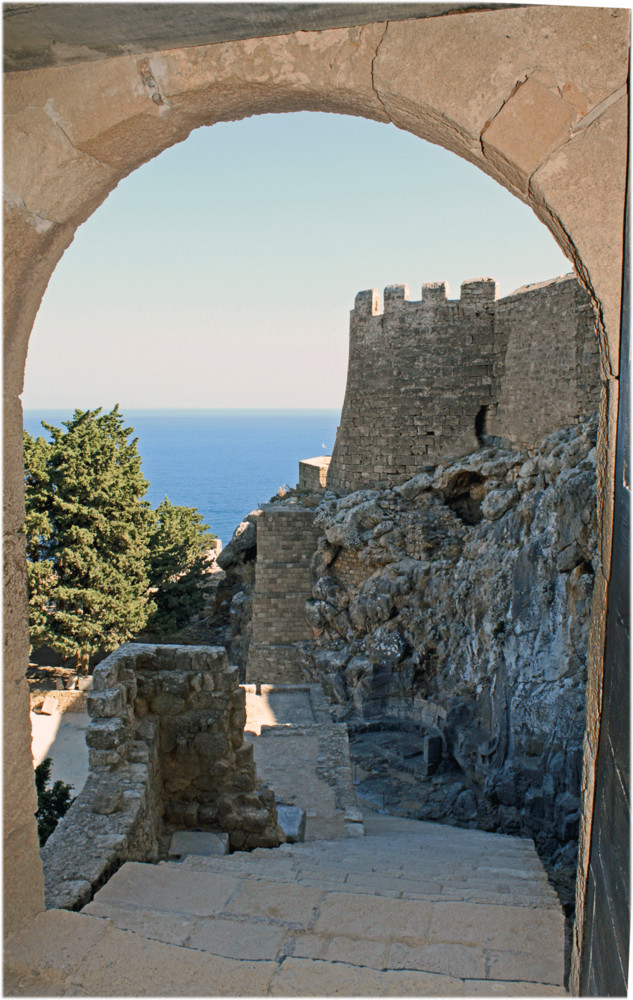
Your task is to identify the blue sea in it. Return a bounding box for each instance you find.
[23,409,340,544]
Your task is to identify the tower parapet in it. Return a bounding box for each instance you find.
[421,282,448,304]
[460,277,498,304]
[327,273,600,494]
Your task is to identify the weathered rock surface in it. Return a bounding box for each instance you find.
[216,513,260,570]
[296,417,597,878]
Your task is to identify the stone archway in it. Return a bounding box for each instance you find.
[4,6,629,990]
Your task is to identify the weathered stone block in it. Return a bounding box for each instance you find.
[235,808,271,834]
[234,743,254,767]
[91,786,124,815]
[160,672,189,697]
[168,830,229,858]
[133,696,149,717]
[87,686,124,718]
[194,732,228,758]
[164,800,199,826]
[276,805,306,843]
[482,77,576,195]
[88,748,123,770]
[92,658,123,692]
[229,770,256,793]
[187,692,222,712]
[150,693,186,715]
[85,718,129,751]
[198,804,219,825]
[231,708,247,730]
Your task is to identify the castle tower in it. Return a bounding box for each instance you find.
[326,274,600,495]
[327,278,502,493]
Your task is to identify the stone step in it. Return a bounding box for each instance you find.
[173,827,559,908]
[81,843,566,988]
[4,909,567,997]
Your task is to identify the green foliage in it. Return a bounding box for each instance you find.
[23,407,217,658]
[23,407,155,667]
[146,498,216,637]
[34,757,74,845]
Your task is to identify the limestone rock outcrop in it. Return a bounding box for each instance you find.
[297,416,597,872]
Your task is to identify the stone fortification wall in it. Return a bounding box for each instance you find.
[246,505,321,684]
[327,274,599,493]
[42,644,283,910]
[327,279,502,493]
[488,275,600,446]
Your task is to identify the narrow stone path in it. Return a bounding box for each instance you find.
[244,683,364,840]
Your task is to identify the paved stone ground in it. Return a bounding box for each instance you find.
[30,710,90,793]
[244,685,318,732]
[244,684,363,840]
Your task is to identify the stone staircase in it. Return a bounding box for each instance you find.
[5,814,568,995]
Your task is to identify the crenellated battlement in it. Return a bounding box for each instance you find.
[460,277,497,303]
[353,288,381,316]
[327,272,600,493]
[352,276,500,320]
[420,281,448,304]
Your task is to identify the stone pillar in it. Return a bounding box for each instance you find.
[246,506,321,684]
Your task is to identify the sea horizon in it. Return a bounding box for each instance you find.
[23,408,341,544]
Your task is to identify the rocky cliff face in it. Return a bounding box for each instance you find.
[210,417,596,900]
[297,417,597,876]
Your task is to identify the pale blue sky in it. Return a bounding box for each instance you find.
[23,110,570,410]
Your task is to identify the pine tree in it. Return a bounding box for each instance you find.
[34,757,74,845]
[23,407,155,669]
[146,498,216,636]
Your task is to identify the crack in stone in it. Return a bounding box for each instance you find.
[527,85,627,183]
[43,100,109,170]
[479,75,528,162]
[570,83,628,136]
[370,22,391,122]
[476,72,618,382]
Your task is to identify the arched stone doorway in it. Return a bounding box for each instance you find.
[4,5,629,991]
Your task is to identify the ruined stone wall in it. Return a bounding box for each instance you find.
[327,275,600,493]
[246,506,321,684]
[132,645,283,850]
[42,644,284,910]
[42,646,162,911]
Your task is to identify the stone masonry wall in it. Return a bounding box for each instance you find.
[327,274,599,493]
[488,275,600,446]
[298,457,331,491]
[132,645,284,851]
[41,644,284,910]
[246,505,321,684]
